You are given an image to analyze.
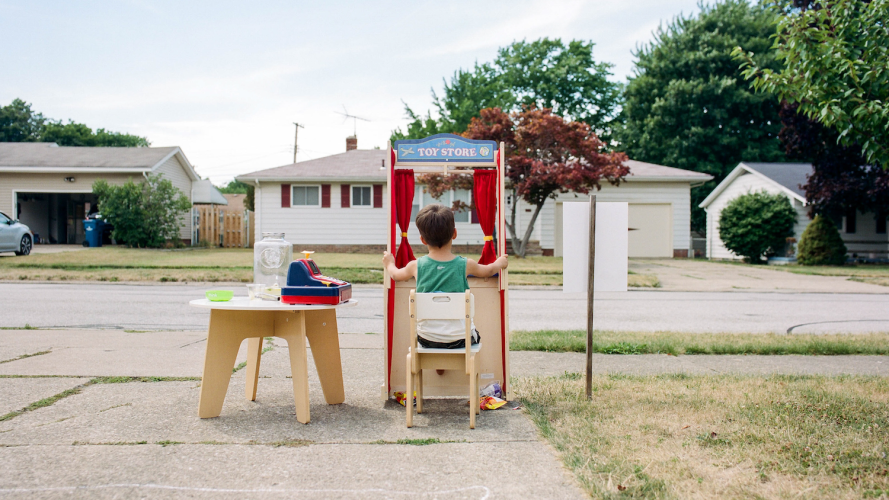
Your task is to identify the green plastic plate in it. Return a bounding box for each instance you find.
[205,290,234,302]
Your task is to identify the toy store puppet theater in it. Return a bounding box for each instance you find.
[383,134,510,400]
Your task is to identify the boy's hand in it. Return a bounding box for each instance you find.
[382,251,395,269]
[496,254,509,269]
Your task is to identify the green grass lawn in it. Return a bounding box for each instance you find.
[0,246,668,286]
[0,246,663,286]
[514,373,889,499]
[511,330,889,355]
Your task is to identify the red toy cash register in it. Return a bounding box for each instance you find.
[281,251,352,305]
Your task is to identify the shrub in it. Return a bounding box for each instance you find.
[718,191,797,263]
[797,215,847,266]
[93,174,192,248]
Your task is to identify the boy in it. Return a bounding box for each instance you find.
[382,203,508,348]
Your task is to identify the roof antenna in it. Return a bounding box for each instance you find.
[334,105,370,136]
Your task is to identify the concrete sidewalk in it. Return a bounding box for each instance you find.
[1,328,887,499]
[0,329,585,499]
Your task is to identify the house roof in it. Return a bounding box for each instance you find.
[237,149,712,184]
[741,162,810,199]
[192,179,228,205]
[238,149,387,183]
[0,142,199,180]
[699,162,812,208]
[623,159,713,183]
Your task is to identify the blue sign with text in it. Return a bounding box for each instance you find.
[394,134,497,163]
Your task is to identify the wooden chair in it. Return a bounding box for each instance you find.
[406,290,481,429]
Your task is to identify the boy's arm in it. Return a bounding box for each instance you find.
[382,251,417,282]
[466,254,508,278]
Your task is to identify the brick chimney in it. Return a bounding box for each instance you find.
[346,136,357,151]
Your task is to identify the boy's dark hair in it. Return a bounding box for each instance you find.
[415,204,455,248]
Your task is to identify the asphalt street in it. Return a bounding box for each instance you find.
[2,283,888,334]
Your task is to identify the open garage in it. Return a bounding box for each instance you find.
[0,142,199,245]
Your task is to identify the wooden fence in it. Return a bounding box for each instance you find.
[192,205,254,248]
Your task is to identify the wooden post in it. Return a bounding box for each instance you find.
[586,195,597,400]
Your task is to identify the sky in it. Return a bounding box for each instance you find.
[0,0,703,185]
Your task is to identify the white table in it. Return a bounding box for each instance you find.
[189,297,358,424]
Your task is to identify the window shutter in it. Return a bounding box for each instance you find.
[281,184,291,208]
[341,184,350,208]
[471,207,479,224]
[373,184,383,208]
[321,184,331,208]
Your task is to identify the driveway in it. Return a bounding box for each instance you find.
[631,258,888,293]
[0,244,87,257]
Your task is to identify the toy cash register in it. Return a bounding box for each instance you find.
[281,251,352,305]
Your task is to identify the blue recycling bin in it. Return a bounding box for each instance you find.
[83,219,104,247]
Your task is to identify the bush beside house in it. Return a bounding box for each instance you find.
[93,173,192,248]
[797,215,847,266]
[718,191,797,263]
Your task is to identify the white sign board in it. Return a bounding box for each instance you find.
[563,201,628,293]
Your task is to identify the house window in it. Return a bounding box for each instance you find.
[411,189,420,222]
[845,208,857,234]
[292,185,320,206]
[352,186,372,207]
[411,187,473,223]
[453,189,471,223]
[877,213,887,234]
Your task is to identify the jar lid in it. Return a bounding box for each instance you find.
[261,232,285,239]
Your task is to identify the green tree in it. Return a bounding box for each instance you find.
[616,0,787,233]
[735,0,889,168]
[718,191,797,263]
[42,121,150,147]
[93,174,191,248]
[392,38,621,142]
[218,180,254,211]
[422,108,629,257]
[0,98,149,147]
[796,214,847,265]
[0,98,45,142]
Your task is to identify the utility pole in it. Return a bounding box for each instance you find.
[292,122,304,164]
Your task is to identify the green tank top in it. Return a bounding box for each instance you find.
[416,256,469,293]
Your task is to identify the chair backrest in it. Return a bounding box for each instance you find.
[409,290,476,374]
[413,292,474,321]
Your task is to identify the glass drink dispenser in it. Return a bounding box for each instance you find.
[254,232,293,292]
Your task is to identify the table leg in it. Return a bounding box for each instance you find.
[304,309,345,405]
[277,311,311,424]
[198,310,245,418]
[245,337,263,401]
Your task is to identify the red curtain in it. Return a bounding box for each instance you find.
[394,169,416,267]
[473,169,498,265]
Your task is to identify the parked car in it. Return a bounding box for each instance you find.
[0,211,32,255]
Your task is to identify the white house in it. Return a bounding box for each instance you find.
[525,160,712,257]
[238,138,712,257]
[0,142,199,244]
[699,162,889,260]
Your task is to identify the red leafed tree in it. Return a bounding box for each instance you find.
[424,107,628,257]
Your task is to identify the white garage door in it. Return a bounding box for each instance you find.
[628,204,672,257]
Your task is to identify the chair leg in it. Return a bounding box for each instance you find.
[405,353,413,428]
[469,363,476,429]
[476,373,480,415]
[416,369,423,414]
